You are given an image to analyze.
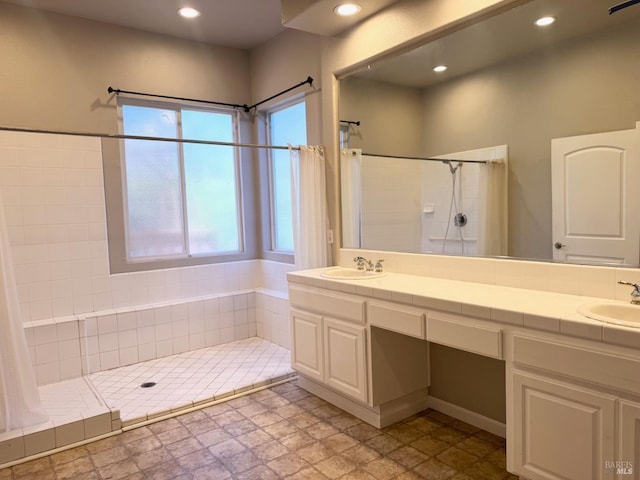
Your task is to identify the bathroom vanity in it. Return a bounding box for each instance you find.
[287,267,640,480]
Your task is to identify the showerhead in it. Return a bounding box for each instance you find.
[442,160,463,174]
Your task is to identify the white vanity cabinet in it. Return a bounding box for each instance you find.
[290,309,323,381]
[288,284,430,425]
[619,400,640,479]
[323,317,367,402]
[509,333,640,480]
[511,370,616,480]
[289,285,368,403]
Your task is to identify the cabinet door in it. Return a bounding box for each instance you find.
[323,317,367,403]
[512,371,616,480]
[619,400,640,480]
[291,309,323,381]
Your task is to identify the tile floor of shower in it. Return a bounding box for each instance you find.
[1,337,294,467]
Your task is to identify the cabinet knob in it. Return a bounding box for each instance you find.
[554,242,565,250]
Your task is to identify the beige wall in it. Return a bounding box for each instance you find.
[0,3,251,134]
[339,77,423,156]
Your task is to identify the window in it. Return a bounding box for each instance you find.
[267,101,307,253]
[113,100,246,268]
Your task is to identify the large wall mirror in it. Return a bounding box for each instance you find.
[339,0,640,266]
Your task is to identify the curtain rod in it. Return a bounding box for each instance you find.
[361,152,488,164]
[107,76,313,113]
[107,87,247,111]
[609,0,640,14]
[0,126,300,151]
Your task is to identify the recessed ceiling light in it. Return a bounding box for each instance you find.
[334,3,362,16]
[433,65,447,73]
[535,16,555,27]
[178,7,200,18]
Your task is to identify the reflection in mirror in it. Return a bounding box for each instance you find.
[339,0,640,266]
[341,146,508,256]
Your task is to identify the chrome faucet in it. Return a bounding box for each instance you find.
[353,256,374,271]
[618,280,640,304]
[374,260,384,273]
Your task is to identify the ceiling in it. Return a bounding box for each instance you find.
[0,0,399,49]
[352,0,640,88]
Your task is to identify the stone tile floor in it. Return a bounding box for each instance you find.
[0,381,518,479]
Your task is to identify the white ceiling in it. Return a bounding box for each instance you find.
[352,0,640,88]
[0,0,399,49]
[1,0,286,49]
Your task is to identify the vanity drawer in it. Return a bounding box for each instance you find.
[288,285,365,324]
[427,312,503,359]
[368,301,425,339]
[513,334,640,395]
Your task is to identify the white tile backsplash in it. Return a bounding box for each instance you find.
[340,248,638,300]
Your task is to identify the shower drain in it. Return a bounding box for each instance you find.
[140,382,156,388]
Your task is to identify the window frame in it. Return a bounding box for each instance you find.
[103,97,258,274]
[260,96,307,264]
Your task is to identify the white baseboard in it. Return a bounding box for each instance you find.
[297,376,428,428]
[427,396,506,438]
[297,376,506,438]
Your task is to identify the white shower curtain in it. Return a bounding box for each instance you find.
[290,146,329,270]
[477,159,508,256]
[0,191,48,433]
[340,148,362,248]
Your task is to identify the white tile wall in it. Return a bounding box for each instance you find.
[255,290,291,349]
[0,131,270,325]
[24,289,290,384]
[1,131,296,384]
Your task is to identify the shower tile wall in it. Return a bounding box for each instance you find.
[24,290,291,385]
[360,156,423,252]
[0,131,295,385]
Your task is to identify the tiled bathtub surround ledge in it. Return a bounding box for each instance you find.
[0,377,119,467]
[24,289,291,386]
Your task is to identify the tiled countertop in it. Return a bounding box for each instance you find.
[287,267,640,351]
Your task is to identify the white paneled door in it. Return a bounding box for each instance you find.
[551,123,640,265]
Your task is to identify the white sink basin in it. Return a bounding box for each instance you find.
[321,268,386,280]
[577,302,640,328]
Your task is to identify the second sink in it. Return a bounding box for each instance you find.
[577,302,640,328]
